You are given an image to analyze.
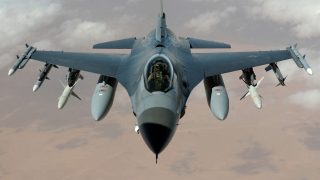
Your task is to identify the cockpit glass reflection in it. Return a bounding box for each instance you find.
[145,59,172,92]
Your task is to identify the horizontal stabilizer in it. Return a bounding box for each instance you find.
[93,37,136,49]
[187,37,231,49]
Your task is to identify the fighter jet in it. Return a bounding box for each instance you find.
[8,0,313,162]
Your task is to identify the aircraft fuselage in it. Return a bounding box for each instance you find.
[127,30,194,155]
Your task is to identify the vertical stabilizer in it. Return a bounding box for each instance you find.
[156,0,166,42]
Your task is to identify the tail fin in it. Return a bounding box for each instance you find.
[156,0,166,42]
[240,91,250,101]
[256,77,264,88]
[276,76,287,87]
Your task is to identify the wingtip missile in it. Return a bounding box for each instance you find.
[8,44,36,76]
[32,85,39,92]
[287,44,313,75]
[307,68,313,75]
[8,68,15,76]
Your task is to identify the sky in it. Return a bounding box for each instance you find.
[0,0,320,179]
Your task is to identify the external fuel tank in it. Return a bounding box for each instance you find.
[91,75,118,121]
[204,75,229,120]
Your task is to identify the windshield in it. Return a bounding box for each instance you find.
[145,56,173,92]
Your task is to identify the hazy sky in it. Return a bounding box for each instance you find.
[0,0,320,179]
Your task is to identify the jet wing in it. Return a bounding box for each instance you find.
[93,37,136,49]
[193,50,292,77]
[31,51,128,77]
[187,37,231,49]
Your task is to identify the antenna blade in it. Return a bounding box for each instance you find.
[160,0,164,15]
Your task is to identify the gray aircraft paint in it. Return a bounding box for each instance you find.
[91,76,118,121]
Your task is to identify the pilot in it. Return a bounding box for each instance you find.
[148,62,169,91]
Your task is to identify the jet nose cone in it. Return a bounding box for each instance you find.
[140,123,173,154]
[138,107,178,154]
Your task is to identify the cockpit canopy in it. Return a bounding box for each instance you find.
[144,55,174,93]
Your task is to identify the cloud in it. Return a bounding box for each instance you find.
[0,0,62,49]
[248,0,320,38]
[185,7,237,33]
[289,89,320,110]
[302,125,320,151]
[56,19,116,49]
[0,0,62,69]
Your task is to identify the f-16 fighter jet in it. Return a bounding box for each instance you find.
[8,0,313,162]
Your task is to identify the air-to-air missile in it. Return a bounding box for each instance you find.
[240,77,264,109]
[287,44,313,75]
[8,44,36,76]
[91,75,118,121]
[58,69,82,109]
[239,68,263,109]
[265,63,286,87]
[204,74,229,120]
[32,63,58,92]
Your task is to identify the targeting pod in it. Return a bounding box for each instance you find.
[8,44,36,76]
[287,44,313,75]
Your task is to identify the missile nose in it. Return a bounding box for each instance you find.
[32,85,39,92]
[307,68,313,75]
[256,104,262,109]
[8,68,14,76]
[58,98,65,109]
[58,103,63,109]
[254,99,262,109]
[138,107,177,155]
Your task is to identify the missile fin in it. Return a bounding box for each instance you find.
[240,91,250,100]
[256,77,264,88]
[71,91,82,101]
